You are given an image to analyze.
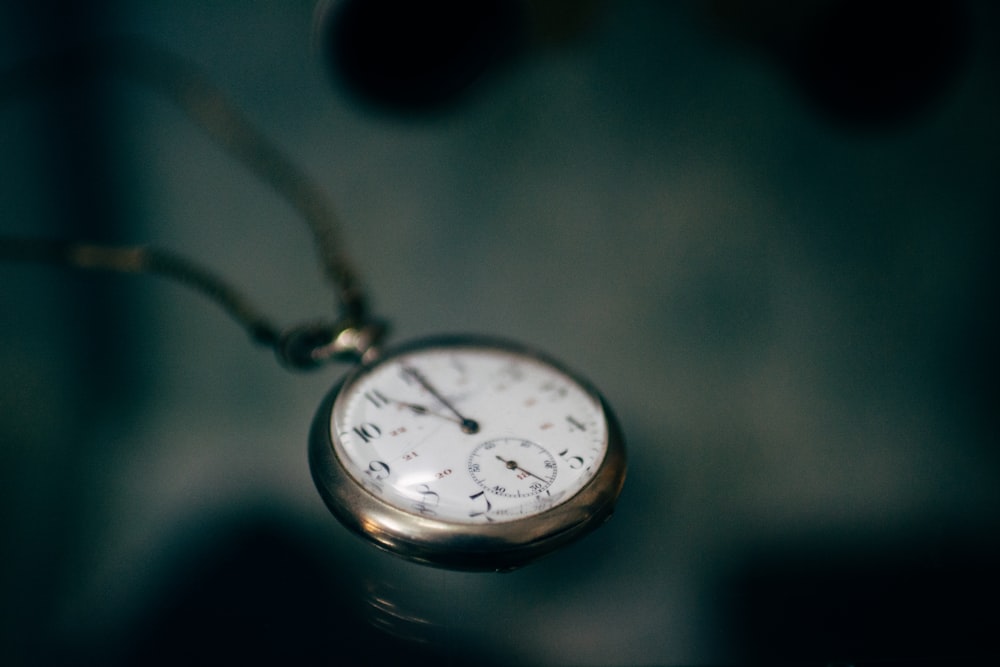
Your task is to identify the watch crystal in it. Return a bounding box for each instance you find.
[330,344,609,524]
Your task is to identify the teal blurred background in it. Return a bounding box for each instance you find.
[2,1,998,664]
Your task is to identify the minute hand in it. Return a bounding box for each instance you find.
[402,366,480,434]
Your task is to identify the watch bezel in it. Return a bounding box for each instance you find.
[309,334,627,571]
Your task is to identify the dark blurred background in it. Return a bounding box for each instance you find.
[2,1,998,665]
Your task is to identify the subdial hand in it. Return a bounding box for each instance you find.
[495,456,548,484]
[402,366,480,434]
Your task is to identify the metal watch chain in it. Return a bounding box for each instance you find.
[0,37,386,368]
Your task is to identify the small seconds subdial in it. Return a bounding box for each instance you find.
[469,438,557,498]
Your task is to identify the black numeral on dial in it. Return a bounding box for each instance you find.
[352,423,381,442]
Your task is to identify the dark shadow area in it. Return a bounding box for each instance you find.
[719,527,1000,664]
[704,0,972,129]
[51,513,490,667]
[779,0,970,128]
[319,0,527,115]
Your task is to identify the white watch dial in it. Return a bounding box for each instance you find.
[330,343,609,524]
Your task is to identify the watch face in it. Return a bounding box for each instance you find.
[310,336,626,570]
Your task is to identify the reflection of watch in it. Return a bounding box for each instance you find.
[309,335,627,571]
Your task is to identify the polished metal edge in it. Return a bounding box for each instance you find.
[309,334,627,571]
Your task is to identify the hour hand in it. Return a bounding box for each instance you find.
[393,399,460,424]
[370,392,463,426]
[394,400,431,416]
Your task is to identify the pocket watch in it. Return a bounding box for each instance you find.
[308,334,627,571]
[0,39,627,572]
